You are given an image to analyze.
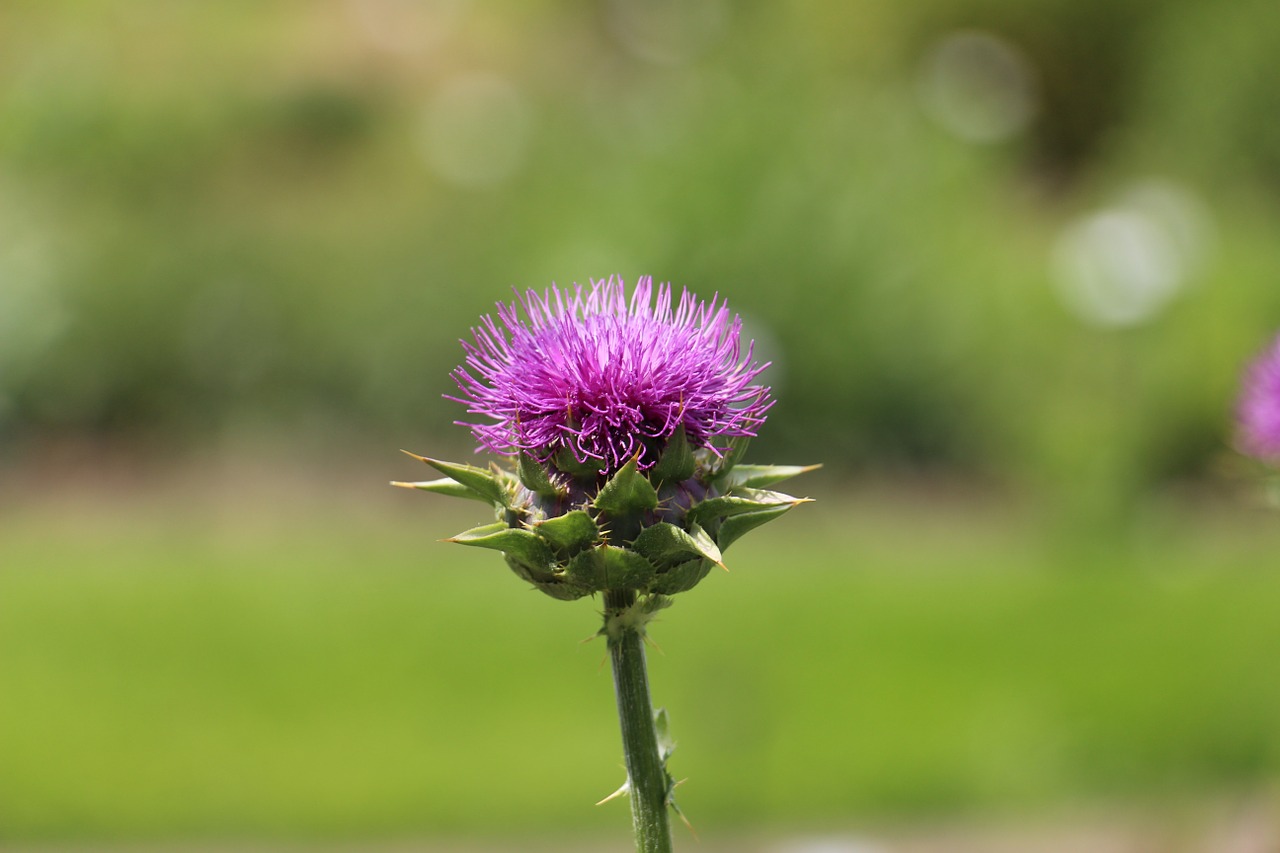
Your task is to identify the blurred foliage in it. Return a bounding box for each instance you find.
[3,0,1280,527]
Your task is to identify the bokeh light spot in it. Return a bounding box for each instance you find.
[1052,178,1214,328]
[1053,210,1180,328]
[918,30,1039,144]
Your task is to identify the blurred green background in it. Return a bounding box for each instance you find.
[3,0,1280,849]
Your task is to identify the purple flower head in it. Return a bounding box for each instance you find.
[1237,332,1280,462]
[450,276,774,474]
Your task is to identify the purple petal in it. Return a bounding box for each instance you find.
[1238,333,1280,462]
[450,276,774,473]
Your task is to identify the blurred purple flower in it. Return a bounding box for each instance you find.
[1237,333,1280,461]
[451,276,773,473]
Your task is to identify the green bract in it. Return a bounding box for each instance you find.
[394,441,816,601]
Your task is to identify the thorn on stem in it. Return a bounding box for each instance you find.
[595,780,629,806]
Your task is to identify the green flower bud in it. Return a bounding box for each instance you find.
[394,439,816,601]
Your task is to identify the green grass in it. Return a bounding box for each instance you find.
[2,471,1279,840]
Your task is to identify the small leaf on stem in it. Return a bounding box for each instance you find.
[686,488,809,526]
[390,477,489,502]
[716,504,799,551]
[650,425,695,485]
[447,522,555,567]
[402,452,514,507]
[632,522,724,570]
[518,453,565,498]
[594,455,659,516]
[720,463,822,490]
[534,509,599,554]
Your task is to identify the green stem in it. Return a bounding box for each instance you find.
[604,589,674,853]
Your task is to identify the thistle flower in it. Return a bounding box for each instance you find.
[395,276,816,853]
[1237,333,1280,462]
[397,276,813,601]
[450,276,774,475]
